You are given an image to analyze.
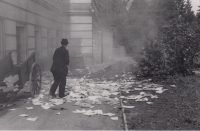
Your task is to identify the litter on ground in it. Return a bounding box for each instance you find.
[122,105,135,109]
[102,113,115,116]
[8,109,16,111]
[26,117,38,121]
[56,112,61,115]
[19,114,29,117]
[21,68,169,121]
[26,107,33,110]
[111,117,118,120]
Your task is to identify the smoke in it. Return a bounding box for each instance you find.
[91,0,159,71]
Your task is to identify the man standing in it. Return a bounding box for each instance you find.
[50,39,70,98]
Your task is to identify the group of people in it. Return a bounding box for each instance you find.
[49,39,70,98]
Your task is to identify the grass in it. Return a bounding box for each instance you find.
[70,63,200,129]
[126,74,200,130]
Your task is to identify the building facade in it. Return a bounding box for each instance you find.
[0,0,114,70]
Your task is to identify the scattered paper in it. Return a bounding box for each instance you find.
[146,102,153,104]
[7,103,14,107]
[136,98,148,102]
[111,117,118,120]
[3,75,19,84]
[83,112,97,116]
[9,108,16,111]
[41,105,51,110]
[80,103,91,108]
[134,88,143,91]
[73,109,87,114]
[122,105,135,109]
[35,70,168,120]
[90,106,94,108]
[27,117,38,121]
[156,89,168,94]
[26,107,33,110]
[170,85,177,87]
[95,110,103,115]
[102,113,115,116]
[19,114,29,117]
[13,88,19,92]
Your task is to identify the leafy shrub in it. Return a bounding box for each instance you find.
[137,38,170,80]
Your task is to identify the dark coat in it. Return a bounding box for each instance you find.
[50,46,70,75]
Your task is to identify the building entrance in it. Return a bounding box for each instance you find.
[16,26,25,63]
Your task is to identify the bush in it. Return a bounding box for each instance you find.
[136,38,170,80]
[137,20,200,80]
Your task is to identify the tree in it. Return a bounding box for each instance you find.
[137,0,200,79]
[185,0,195,24]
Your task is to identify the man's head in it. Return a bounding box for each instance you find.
[61,39,69,46]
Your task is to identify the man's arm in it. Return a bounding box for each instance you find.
[53,49,58,61]
[65,50,70,65]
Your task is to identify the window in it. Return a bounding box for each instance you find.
[0,19,3,60]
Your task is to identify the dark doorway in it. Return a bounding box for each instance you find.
[16,26,25,63]
[35,28,41,61]
[0,20,2,60]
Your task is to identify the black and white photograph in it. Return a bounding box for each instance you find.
[0,0,200,130]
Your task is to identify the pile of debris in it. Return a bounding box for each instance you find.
[29,69,171,115]
[31,71,123,108]
[22,58,174,121]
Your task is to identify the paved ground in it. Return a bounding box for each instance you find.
[0,99,123,130]
[0,62,132,130]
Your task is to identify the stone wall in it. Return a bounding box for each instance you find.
[0,0,114,70]
[0,0,63,70]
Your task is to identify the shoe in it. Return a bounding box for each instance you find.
[59,94,68,98]
[49,92,56,98]
[59,92,69,98]
[59,95,65,98]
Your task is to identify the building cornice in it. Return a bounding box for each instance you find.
[31,0,63,14]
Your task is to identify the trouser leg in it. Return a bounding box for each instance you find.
[50,72,60,94]
[59,74,66,98]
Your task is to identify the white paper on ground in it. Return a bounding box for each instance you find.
[26,107,33,110]
[138,85,143,87]
[134,88,143,91]
[80,103,91,108]
[3,75,19,83]
[136,98,148,102]
[119,96,126,99]
[146,102,153,104]
[41,105,51,109]
[83,112,97,116]
[27,117,38,121]
[150,95,158,99]
[13,88,19,92]
[73,109,87,114]
[122,105,135,109]
[94,110,103,114]
[90,106,94,108]
[102,113,115,116]
[33,102,43,106]
[111,117,118,120]
[170,85,177,87]
[56,112,61,115]
[9,109,16,111]
[156,89,168,94]
[19,114,29,117]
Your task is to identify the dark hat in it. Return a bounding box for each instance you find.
[61,39,69,45]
